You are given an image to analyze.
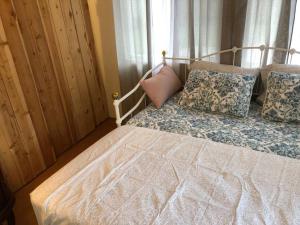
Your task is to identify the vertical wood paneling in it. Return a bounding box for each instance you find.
[0,0,108,190]
[0,0,56,167]
[37,0,77,143]
[80,0,108,123]
[0,17,45,190]
[47,0,96,139]
[72,0,107,124]
[12,0,74,155]
[40,0,108,139]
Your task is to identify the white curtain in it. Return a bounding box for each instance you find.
[113,0,224,108]
[113,0,296,111]
[241,0,283,67]
[113,1,148,74]
[290,1,300,64]
[193,0,223,61]
[113,0,149,111]
[150,0,223,66]
[149,0,173,67]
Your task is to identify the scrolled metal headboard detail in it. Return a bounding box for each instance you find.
[113,45,300,127]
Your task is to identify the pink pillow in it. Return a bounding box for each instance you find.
[140,66,182,108]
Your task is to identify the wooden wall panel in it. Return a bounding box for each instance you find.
[11,0,74,155]
[0,17,46,191]
[72,0,108,124]
[81,0,108,123]
[0,0,56,167]
[44,0,108,138]
[39,0,108,139]
[47,0,96,139]
[37,0,77,143]
[0,0,108,190]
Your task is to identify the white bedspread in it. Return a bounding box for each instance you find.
[31,126,300,225]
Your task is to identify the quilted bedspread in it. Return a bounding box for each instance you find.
[128,93,300,159]
[31,126,300,225]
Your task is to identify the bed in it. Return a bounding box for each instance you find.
[31,46,300,225]
[127,93,300,159]
[112,46,300,160]
[31,126,300,225]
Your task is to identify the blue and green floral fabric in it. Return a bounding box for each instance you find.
[262,72,300,123]
[127,93,300,159]
[178,70,256,117]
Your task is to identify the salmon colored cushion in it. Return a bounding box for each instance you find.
[140,65,182,108]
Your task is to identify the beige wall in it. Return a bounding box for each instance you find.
[87,0,121,118]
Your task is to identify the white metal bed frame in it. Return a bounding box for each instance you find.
[112,45,300,127]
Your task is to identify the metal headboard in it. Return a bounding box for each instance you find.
[113,45,300,127]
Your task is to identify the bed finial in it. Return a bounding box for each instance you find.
[289,48,296,55]
[259,45,266,67]
[162,50,166,65]
[112,91,119,100]
[289,48,296,64]
[259,45,266,51]
[232,46,238,66]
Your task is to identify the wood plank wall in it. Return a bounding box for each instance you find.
[0,0,108,191]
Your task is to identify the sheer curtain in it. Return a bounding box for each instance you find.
[290,1,300,64]
[241,0,297,67]
[150,0,223,66]
[113,0,297,110]
[193,0,223,61]
[113,0,223,109]
[113,0,149,111]
[241,0,283,67]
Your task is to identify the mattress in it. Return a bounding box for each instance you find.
[128,93,300,159]
[31,126,300,225]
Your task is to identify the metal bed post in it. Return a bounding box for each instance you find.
[259,45,266,67]
[112,92,121,127]
[162,50,166,65]
[289,48,296,64]
[232,46,237,66]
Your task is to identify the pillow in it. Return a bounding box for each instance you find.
[140,65,182,108]
[178,70,257,117]
[190,60,261,95]
[262,72,300,123]
[257,64,300,105]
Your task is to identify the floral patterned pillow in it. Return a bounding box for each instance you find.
[262,72,300,123]
[178,70,257,117]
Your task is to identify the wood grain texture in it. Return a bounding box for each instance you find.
[40,0,108,139]
[37,0,77,143]
[0,17,45,191]
[0,0,108,190]
[81,0,108,123]
[12,0,74,155]
[0,0,56,167]
[72,0,108,124]
[48,0,96,139]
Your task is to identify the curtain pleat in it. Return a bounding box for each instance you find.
[220,0,248,66]
[146,0,153,68]
[189,0,195,59]
[193,0,224,61]
[113,0,149,113]
[273,0,297,63]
